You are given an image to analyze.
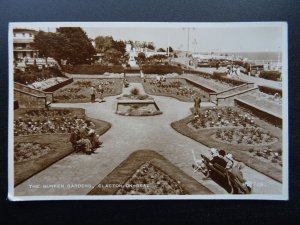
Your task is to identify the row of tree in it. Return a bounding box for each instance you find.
[33,27,96,65]
[33,27,175,66]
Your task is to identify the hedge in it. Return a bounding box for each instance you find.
[258,85,282,97]
[14,67,64,85]
[63,64,124,74]
[259,71,281,81]
[212,72,246,86]
[142,65,183,75]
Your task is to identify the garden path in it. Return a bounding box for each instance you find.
[14,83,282,197]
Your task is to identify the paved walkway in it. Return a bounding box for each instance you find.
[14,83,282,196]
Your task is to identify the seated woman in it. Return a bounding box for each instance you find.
[231,162,253,192]
[70,128,93,155]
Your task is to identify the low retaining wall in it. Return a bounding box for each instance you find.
[210,83,255,102]
[234,98,282,128]
[184,78,216,100]
[43,78,74,92]
[217,87,258,106]
[14,82,53,103]
[258,85,282,97]
[14,89,47,108]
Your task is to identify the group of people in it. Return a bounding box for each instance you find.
[226,64,241,78]
[90,84,104,103]
[193,148,253,192]
[69,121,103,155]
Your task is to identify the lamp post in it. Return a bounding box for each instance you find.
[183,27,195,66]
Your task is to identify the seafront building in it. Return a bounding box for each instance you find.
[13,28,39,60]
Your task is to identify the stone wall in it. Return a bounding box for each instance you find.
[14,82,53,103]
[217,87,258,106]
[210,83,254,102]
[43,78,73,92]
[14,90,47,108]
[234,98,282,128]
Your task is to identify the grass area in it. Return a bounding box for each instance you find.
[143,78,209,102]
[53,78,123,103]
[171,107,282,182]
[14,110,111,186]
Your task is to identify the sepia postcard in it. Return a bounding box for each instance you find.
[8,22,288,200]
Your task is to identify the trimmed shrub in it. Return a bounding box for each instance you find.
[212,72,246,86]
[258,85,282,97]
[259,71,281,81]
[14,67,64,85]
[63,64,124,74]
[142,65,182,75]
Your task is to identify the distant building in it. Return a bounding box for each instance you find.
[13,28,39,60]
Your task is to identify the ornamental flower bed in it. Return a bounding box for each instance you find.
[144,78,208,102]
[214,127,278,146]
[14,109,91,136]
[116,162,186,195]
[54,78,123,102]
[190,107,255,129]
[14,142,51,163]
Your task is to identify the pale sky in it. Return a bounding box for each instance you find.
[82,26,283,53]
[14,23,284,53]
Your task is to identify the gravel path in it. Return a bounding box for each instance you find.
[14,83,282,196]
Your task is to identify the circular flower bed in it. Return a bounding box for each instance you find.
[14,142,51,163]
[116,162,186,195]
[214,127,278,146]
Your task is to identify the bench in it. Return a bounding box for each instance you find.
[201,154,251,194]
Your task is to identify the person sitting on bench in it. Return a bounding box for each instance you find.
[210,149,228,168]
[231,162,253,192]
[70,127,93,155]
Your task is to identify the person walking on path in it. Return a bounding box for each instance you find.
[193,94,201,118]
[90,86,96,103]
[98,84,104,102]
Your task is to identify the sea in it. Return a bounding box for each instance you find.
[228,52,281,61]
[197,52,282,61]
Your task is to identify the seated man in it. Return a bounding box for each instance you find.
[210,149,228,168]
[70,128,93,155]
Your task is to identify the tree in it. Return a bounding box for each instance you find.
[33,27,96,65]
[157,48,166,52]
[146,42,155,50]
[56,27,96,65]
[136,52,146,64]
[168,46,174,52]
[95,36,126,64]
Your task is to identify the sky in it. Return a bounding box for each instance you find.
[14,23,284,53]
[81,25,284,53]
